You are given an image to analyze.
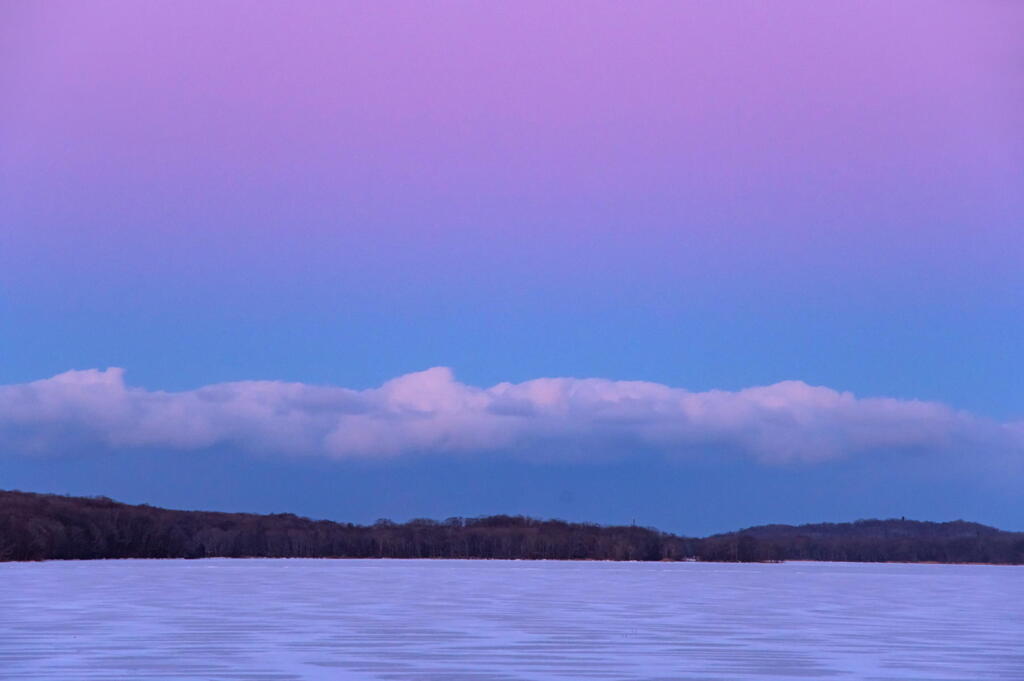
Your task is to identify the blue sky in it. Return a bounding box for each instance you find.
[2,1,1023,534]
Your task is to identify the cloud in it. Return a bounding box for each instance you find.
[1,367,1020,463]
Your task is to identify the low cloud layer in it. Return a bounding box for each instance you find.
[1,368,1020,463]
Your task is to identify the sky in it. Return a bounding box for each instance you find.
[1,1,1022,535]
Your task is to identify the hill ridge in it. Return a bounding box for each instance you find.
[2,489,1022,564]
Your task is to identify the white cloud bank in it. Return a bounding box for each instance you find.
[1,367,1021,463]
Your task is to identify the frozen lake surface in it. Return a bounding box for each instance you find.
[1,559,1021,680]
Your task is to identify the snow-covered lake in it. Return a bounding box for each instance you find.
[1,559,1020,680]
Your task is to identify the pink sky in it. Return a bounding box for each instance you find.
[2,1,1021,299]
[2,1,1024,530]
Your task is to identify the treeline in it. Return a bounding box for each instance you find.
[1,490,1022,564]
[703,519,1024,564]
[0,491,693,562]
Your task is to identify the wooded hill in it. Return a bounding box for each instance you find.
[2,490,1022,564]
[702,519,1024,564]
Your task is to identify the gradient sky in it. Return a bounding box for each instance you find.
[2,1,1022,534]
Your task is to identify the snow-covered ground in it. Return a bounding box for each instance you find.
[1,559,1020,680]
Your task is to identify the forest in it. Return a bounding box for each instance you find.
[2,490,1022,564]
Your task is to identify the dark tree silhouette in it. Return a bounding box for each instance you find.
[1,490,1021,564]
[697,519,1024,564]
